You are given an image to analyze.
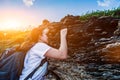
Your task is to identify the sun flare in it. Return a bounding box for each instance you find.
[1,19,22,30]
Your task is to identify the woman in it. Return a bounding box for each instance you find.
[19,27,68,80]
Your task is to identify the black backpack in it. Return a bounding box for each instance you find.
[0,47,26,80]
[0,47,47,80]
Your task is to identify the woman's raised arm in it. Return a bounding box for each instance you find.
[45,28,68,59]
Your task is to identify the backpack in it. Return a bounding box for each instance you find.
[0,46,47,80]
[0,47,26,80]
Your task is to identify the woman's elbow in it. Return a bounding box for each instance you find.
[61,55,67,59]
[59,52,68,60]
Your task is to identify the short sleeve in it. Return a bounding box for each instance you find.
[30,42,51,58]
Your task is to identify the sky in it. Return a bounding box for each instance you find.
[0,0,120,30]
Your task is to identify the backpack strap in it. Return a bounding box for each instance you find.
[24,57,47,80]
[0,47,16,60]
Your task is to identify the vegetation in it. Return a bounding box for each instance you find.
[0,7,120,53]
[80,7,120,21]
[0,30,30,53]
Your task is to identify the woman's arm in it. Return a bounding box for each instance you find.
[45,28,68,59]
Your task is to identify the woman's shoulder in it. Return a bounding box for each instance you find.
[35,42,47,46]
[32,42,51,49]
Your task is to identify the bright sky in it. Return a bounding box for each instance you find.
[0,0,120,30]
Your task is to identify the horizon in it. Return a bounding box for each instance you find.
[0,0,120,30]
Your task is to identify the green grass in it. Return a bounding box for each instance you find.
[80,7,120,21]
[0,7,120,53]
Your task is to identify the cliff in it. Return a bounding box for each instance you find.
[40,15,120,80]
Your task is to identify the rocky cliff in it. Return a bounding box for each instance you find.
[39,15,120,80]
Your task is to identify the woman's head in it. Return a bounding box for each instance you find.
[19,27,49,51]
[30,27,49,43]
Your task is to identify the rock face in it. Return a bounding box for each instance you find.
[40,15,120,80]
[43,15,119,63]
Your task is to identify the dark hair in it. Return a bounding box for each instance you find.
[18,27,47,51]
[18,41,35,52]
[30,27,42,42]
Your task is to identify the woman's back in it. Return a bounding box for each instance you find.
[19,42,51,80]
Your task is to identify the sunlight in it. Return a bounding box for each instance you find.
[1,19,22,30]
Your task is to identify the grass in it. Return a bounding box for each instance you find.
[80,7,120,21]
[0,7,120,53]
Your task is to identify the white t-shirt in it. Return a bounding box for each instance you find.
[19,42,51,80]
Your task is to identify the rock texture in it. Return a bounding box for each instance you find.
[39,15,120,80]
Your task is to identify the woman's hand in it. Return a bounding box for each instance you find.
[60,28,67,37]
